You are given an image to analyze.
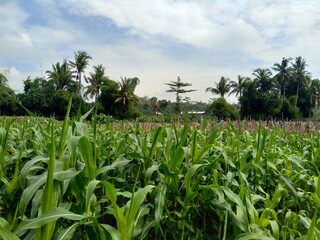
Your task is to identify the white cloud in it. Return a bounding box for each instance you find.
[58,0,267,52]
[0,67,25,92]
[1,0,320,103]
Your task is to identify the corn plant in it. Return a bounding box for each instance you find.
[2,107,320,239]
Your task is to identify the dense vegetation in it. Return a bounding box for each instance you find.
[1,102,320,239]
[1,53,319,120]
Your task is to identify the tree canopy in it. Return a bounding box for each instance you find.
[165,76,196,113]
[0,53,319,120]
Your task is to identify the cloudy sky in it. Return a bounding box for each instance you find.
[1,0,319,103]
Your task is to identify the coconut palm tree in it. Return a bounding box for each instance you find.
[291,56,309,106]
[252,68,274,92]
[272,57,292,99]
[228,75,250,99]
[206,76,231,98]
[69,51,92,94]
[46,60,73,91]
[114,77,140,109]
[84,64,109,102]
[0,72,8,86]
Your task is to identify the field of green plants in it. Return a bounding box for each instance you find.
[1,106,320,239]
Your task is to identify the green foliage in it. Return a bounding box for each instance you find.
[99,77,141,119]
[165,76,196,114]
[206,76,231,98]
[2,114,320,239]
[84,64,109,101]
[240,78,281,120]
[278,98,301,120]
[210,97,238,119]
[69,51,92,94]
[0,85,18,116]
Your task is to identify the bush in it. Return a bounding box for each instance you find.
[278,98,301,120]
[210,98,239,120]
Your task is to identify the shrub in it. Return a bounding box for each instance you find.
[210,97,238,120]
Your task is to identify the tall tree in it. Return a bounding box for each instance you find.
[84,64,109,102]
[310,79,320,109]
[272,57,292,98]
[0,70,17,115]
[17,77,54,115]
[165,76,196,113]
[252,68,274,92]
[229,75,250,99]
[114,77,140,108]
[291,56,309,106]
[206,76,231,98]
[46,60,73,91]
[69,51,92,94]
[0,71,8,86]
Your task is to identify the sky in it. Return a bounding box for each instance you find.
[1,0,320,103]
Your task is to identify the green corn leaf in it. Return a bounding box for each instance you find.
[101,182,127,238]
[0,226,20,240]
[145,164,160,184]
[80,106,95,122]
[168,146,185,171]
[15,207,85,236]
[126,185,155,225]
[133,206,150,237]
[236,233,275,240]
[38,125,57,240]
[57,96,72,159]
[177,124,188,147]
[101,224,121,240]
[85,180,101,214]
[67,136,81,167]
[280,174,299,200]
[221,186,248,232]
[155,184,166,232]
[190,129,198,160]
[304,207,319,240]
[19,156,47,189]
[5,143,23,196]
[19,173,47,216]
[269,220,280,240]
[19,167,81,216]
[78,136,96,180]
[149,127,162,159]
[55,222,80,240]
[193,123,220,164]
[74,122,89,137]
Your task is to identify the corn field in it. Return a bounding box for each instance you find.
[1,106,320,239]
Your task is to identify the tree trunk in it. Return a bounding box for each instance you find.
[295,82,299,107]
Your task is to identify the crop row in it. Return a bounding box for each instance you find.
[1,106,320,239]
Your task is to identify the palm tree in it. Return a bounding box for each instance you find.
[0,72,8,87]
[310,79,320,109]
[272,57,292,98]
[69,51,92,94]
[46,60,73,91]
[291,56,309,106]
[252,68,274,92]
[84,64,109,102]
[114,77,140,109]
[206,76,231,98]
[228,75,250,99]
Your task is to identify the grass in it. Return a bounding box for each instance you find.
[1,108,320,239]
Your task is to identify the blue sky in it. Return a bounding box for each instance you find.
[1,0,319,103]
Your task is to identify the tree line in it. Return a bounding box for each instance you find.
[204,56,320,120]
[0,53,319,120]
[0,51,143,119]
